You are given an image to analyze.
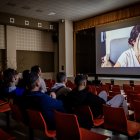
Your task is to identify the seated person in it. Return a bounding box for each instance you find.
[64,75,128,119]
[31,65,47,93]
[16,72,65,130]
[1,68,24,100]
[50,72,71,100]
[17,69,30,89]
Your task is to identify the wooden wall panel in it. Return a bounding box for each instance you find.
[74,4,140,32]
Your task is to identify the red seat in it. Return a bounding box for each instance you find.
[111,85,120,92]
[73,106,104,127]
[9,103,24,123]
[27,109,56,139]
[66,80,75,89]
[87,85,97,95]
[133,100,140,122]
[134,85,140,92]
[101,84,109,93]
[123,84,133,92]
[96,85,109,95]
[103,105,140,137]
[0,129,15,140]
[105,83,111,90]
[109,91,120,97]
[0,103,11,129]
[128,94,140,110]
[54,110,109,140]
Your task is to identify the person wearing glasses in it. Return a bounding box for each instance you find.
[114,25,140,67]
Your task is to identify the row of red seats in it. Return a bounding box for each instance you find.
[10,102,140,139]
[9,103,109,140]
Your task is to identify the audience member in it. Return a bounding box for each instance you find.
[16,72,65,130]
[31,65,47,93]
[50,72,71,100]
[18,70,30,88]
[1,68,24,100]
[64,75,128,118]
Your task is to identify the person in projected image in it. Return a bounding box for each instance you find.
[114,25,140,67]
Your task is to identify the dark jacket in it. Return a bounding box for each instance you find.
[64,88,106,118]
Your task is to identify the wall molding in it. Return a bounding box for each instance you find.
[0,12,58,31]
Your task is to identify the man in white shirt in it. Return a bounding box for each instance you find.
[31,65,47,93]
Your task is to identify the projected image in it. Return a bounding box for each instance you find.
[101,25,140,67]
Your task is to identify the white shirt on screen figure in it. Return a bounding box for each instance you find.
[114,25,140,67]
[116,48,140,67]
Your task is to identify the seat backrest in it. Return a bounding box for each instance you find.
[87,85,96,95]
[112,85,120,92]
[132,100,140,122]
[123,84,133,92]
[9,103,24,123]
[0,128,15,140]
[73,106,94,128]
[27,109,47,131]
[134,85,140,92]
[103,105,127,133]
[54,110,81,140]
[109,37,129,64]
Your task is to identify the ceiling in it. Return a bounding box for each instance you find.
[0,0,139,22]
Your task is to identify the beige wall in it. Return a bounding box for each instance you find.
[0,25,5,49]
[65,20,74,77]
[6,26,17,69]
[4,25,57,79]
[59,20,74,77]
[15,27,54,52]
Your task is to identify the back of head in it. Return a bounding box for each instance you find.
[22,70,30,80]
[26,72,39,90]
[74,74,87,87]
[3,68,17,86]
[31,65,40,74]
[57,72,66,83]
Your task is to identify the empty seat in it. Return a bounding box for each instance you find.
[0,129,15,140]
[27,109,56,139]
[54,110,109,140]
[103,105,140,137]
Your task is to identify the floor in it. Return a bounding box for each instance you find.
[0,112,140,140]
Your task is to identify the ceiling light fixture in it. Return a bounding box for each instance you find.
[48,12,56,16]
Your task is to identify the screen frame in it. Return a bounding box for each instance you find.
[96,16,140,78]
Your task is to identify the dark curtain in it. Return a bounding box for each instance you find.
[76,28,95,75]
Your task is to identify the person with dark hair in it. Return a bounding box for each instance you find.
[1,68,24,100]
[50,72,71,100]
[31,65,47,93]
[64,75,128,119]
[16,72,65,130]
[114,25,140,67]
[18,70,30,88]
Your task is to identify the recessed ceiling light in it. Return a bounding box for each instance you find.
[48,12,56,16]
